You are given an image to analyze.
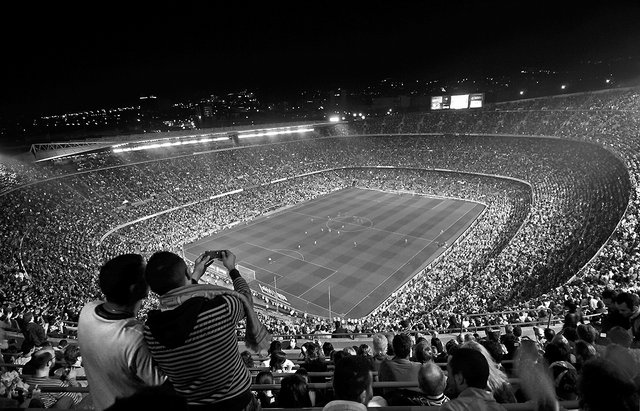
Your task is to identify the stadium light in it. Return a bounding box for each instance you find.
[519,91,525,95]
[329,115,340,122]
[237,128,314,139]
[561,84,567,90]
[606,79,611,84]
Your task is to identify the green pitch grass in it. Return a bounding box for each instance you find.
[185,188,484,318]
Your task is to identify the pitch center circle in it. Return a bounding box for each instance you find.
[325,215,373,232]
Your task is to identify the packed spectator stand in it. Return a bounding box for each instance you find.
[2,87,640,409]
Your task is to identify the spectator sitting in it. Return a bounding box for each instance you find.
[378,333,423,402]
[143,250,269,410]
[270,350,295,376]
[53,345,85,379]
[277,374,312,408]
[332,320,348,338]
[371,333,390,372]
[417,362,450,406]
[322,355,385,411]
[22,350,83,409]
[322,342,335,359]
[548,361,578,401]
[253,371,276,409]
[460,341,515,403]
[53,339,68,362]
[412,340,434,364]
[78,254,166,411]
[441,348,507,411]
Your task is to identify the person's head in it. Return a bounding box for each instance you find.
[322,341,334,357]
[31,350,54,373]
[574,340,597,369]
[413,340,433,363]
[240,350,254,368]
[549,361,578,401]
[255,371,274,385]
[342,346,356,356]
[295,368,309,383]
[447,348,490,394]
[479,340,503,364]
[268,340,282,355]
[278,374,311,408]
[23,311,33,323]
[99,254,148,305]
[58,339,68,349]
[579,358,639,411]
[357,344,372,357]
[604,343,637,381]
[418,362,446,396]
[608,326,633,348]
[392,334,412,359]
[63,345,81,366]
[372,333,388,356]
[615,292,640,318]
[577,324,598,344]
[270,350,287,370]
[144,251,189,295]
[544,328,556,342]
[332,355,373,404]
[513,325,522,338]
[544,342,572,364]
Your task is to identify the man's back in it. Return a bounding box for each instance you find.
[78,301,165,411]
[441,387,506,411]
[144,291,252,406]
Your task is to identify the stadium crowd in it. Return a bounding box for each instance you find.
[1,87,640,408]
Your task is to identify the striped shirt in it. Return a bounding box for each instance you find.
[23,376,82,408]
[144,274,252,406]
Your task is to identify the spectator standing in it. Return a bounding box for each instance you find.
[600,289,628,333]
[144,250,269,410]
[78,254,166,411]
[615,292,640,346]
[20,311,46,354]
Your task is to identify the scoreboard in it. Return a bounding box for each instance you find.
[431,93,484,110]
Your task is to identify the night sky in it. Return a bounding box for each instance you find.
[2,1,639,118]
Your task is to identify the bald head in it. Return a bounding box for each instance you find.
[418,362,446,396]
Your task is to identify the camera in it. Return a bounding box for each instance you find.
[204,250,225,260]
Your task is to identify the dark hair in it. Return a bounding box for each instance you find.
[544,328,556,342]
[31,351,54,370]
[544,343,571,364]
[513,325,522,337]
[615,292,640,309]
[64,345,81,365]
[144,251,187,295]
[392,334,412,359]
[278,374,311,408]
[418,362,446,396]
[576,324,598,344]
[414,340,433,363]
[322,342,334,357]
[99,254,148,304]
[333,355,372,402]
[579,358,639,411]
[240,350,254,368]
[255,371,275,408]
[602,289,618,300]
[332,350,349,365]
[549,361,578,401]
[270,350,287,371]
[269,340,282,354]
[449,348,489,389]
[479,340,503,364]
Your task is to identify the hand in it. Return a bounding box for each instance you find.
[221,250,236,271]
[192,253,214,282]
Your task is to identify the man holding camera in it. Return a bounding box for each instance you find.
[144,249,269,410]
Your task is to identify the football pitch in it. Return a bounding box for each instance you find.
[184,188,484,319]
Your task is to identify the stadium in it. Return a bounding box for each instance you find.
[3,4,640,409]
[2,86,640,409]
